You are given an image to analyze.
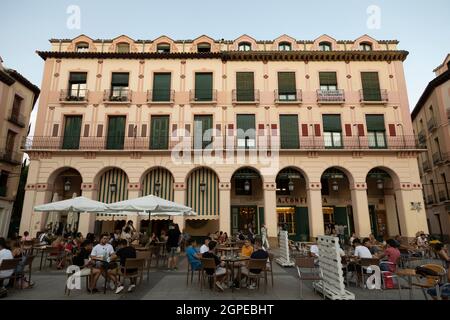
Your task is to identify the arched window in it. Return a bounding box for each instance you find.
[238,42,252,51]
[359,42,373,51]
[278,42,292,51]
[116,42,130,53]
[157,43,171,53]
[75,42,89,52]
[197,43,211,53]
[319,41,332,51]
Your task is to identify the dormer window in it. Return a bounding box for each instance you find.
[197,43,211,53]
[319,41,332,51]
[116,43,130,53]
[278,42,292,51]
[359,42,373,51]
[157,43,171,53]
[75,42,89,52]
[238,42,251,51]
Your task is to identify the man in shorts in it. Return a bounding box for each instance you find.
[202,241,228,291]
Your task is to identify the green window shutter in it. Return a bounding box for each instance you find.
[194,115,213,149]
[361,72,381,101]
[236,72,254,101]
[280,115,299,149]
[69,72,87,83]
[62,116,82,149]
[195,73,213,101]
[295,207,309,241]
[237,114,256,148]
[322,114,342,131]
[278,72,296,94]
[152,73,171,101]
[150,116,169,149]
[107,116,126,149]
[366,115,385,131]
[334,207,349,236]
[111,73,129,86]
[319,72,337,86]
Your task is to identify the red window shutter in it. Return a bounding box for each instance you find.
[345,124,352,137]
[128,124,135,137]
[271,124,277,136]
[388,124,396,136]
[258,124,265,130]
[357,124,365,136]
[228,124,234,136]
[97,124,103,137]
[301,124,308,136]
[83,124,90,137]
[314,124,321,137]
[141,124,147,137]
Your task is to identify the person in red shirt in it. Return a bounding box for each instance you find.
[376,239,400,272]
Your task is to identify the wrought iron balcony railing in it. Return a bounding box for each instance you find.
[432,152,443,165]
[232,89,260,103]
[60,89,89,102]
[147,90,175,103]
[422,160,431,172]
[103,88,131,102]
[189,89,218,102]
[359,89,388,103]
[317,89,345,103]
[8,113,26,127]
[418,130,426,145]
[427,118,437,131]
[274,90,302,103]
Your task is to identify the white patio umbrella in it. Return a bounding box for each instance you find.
[66,193,79,230]
[34,196,108,212]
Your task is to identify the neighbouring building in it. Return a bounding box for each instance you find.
[20,34,428,245]
[0,57,40,237]
[412,54,450,241]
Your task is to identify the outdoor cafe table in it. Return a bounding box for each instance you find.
[396,268,416,300]
[33,245,49,270]
[216,247,240,256]
[221,255,250,292]
[91,256,118,294]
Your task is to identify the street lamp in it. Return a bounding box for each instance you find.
[199,181,206,193]
[288,179,294,192]
[64,179,71,192]
[332,180,339,191]
[376,178,384,190]
[154,181,161,195]
[110,183,117,193]
[244,180,250,191]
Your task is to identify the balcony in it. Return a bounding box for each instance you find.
[189,89,218,104]
[103,89,131,103]
[8,113,26,128]
[432,152,444,165]
[232,89,260,104]
[423,160,431,172]
[427,118,437,132]
[359,89,388,104]
[316,89,345,104]
[418,130,426,146]
[0,149,23,165]
[60,89,88,103]
[147,90,174,104]
[274,90,302,104]
[438,190,448,202]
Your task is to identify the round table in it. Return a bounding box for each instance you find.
[221,255,250,292]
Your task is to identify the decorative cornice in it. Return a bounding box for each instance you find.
[127,183,141,190]
[219,183,231,190]
[263,183,277,191]
[81,183,96,191]
[350,182,367,190]
[173,183,186,190]
[307,182,322,190]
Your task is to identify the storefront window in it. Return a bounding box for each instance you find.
[277,207,296,235]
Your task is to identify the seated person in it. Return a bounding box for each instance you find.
[22,231,32,242]
[240,239,268,289]
[433,242,450,269]
[427,266,450,300]
[241,240,254,257]
[375,239,400,272]
[185,239,202,271]
[199,237,211,254]
[71,240,100,292]
[0,238,14,290]
[89,233,115,292]
[202,241,228,291]
[109,239,137,294]
[363,237,380,255]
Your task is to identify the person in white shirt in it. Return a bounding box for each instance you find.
[199,237,211,254]
[353,239,373,259]
[0,238,14,289]
[89,233,115,292]
[260,224,270,249]
[310,244,319,257]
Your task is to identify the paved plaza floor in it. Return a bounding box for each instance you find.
[2,250,437,301]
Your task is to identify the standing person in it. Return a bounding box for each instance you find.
[260,224,270,250]
[0,238,14,290]
[166,223,181,271]
[121,226,132,244]
[122,220,136,236]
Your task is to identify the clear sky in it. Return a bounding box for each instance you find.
[1,0,449,133]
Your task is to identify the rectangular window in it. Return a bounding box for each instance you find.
[62,115,82,149]
[68,72,87,99]
[277,72,296,101]
[0,171,9,197]
[194,115,213,149]
[152,73,171,102]
[361,72,381,101]
[236,72,255,101]
[106,116,126,150]
[366,114,386,148]
[194,73,213,101]
[236,114,256,149]
[110,72,129,99]
[5,130,16,156]
[319,72,337,90]
[322,114,342,148]
[150,116,169,150]
[11,95,23,119]
[279,115,299,149]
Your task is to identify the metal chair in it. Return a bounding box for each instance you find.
[199,258,219,292]
[412,264,446,300]
[379,261,402,299]
[117,258,145,288]
[266,253,274,288]
[244,259,268,293]
[186,260,202,287]
[136,250,152,279]
[295,257,324,299]
[0,258,21,289]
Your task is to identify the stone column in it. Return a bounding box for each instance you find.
[19,161,41,236]
[395,182,428,237]
[127,183,141,232]
[173,181,186,230]
[219,182,231,234]
[263,181,277,247]
[78,184,97,235]
[28,184,53,236]
[384,191,400,236]
[350,182,371,238]
[307,182,324,238]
